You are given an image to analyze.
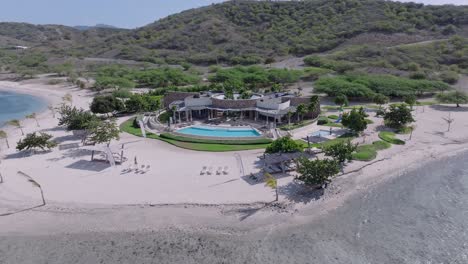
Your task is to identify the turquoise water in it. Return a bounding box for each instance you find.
[177,126,261,138]
[310,130,332,137]
[0,90,46,127]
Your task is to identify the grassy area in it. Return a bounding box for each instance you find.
[120,118,271,152]
[279,120,315,131]
[310,133,356,149]
[352,140,391,161]
[397,126,413,134]
[327,114,339,119]
[365,118,374,124]
[160,133,272,145]
[379,131,405,145]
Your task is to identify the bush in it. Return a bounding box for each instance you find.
[16,132,57,151]
[265,136,303,154]
[317,116,329,125]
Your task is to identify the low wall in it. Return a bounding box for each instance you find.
[164,91,199,108]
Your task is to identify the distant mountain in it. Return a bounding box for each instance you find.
[74,24,119,31]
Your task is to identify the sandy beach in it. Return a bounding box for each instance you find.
[0,79,468,262]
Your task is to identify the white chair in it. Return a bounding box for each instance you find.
[222,166,229,175]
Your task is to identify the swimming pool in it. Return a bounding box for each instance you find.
[309,130,333,137]
[177,126,261,138]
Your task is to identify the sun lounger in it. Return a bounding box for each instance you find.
[222,166,229,175]
[207,167,214,175]
[216,167,222,175]
[200,166,207,175]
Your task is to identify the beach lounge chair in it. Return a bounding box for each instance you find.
[207,167,214,175]
[222,166,229,175]
[216,167,222,175]
[200,166,207,175]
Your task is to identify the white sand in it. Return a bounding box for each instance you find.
[1,79,468,217]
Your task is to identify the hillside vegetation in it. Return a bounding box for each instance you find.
[1,0,466,66]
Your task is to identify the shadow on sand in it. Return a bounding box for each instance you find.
[278,180,325,204]
[66,159,110,172]
[430,104,468,112]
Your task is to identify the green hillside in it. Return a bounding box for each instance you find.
[96,0,468,65]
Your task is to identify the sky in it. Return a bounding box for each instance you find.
[0,0,465,29]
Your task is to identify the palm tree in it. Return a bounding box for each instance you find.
[0,130,9,149]
[48,105,56,118]
[308,95,320,113]
[287,111,293,127]
[264,172,278,202]
[8,119,24,135]
[62,93,73,105]
[296,104,307,122]
[26,113,40,127]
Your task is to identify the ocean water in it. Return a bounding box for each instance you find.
[0,90,46,127]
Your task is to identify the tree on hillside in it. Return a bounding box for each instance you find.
[436,91,468,107]
[403,94,417,110]
[373,94,389,109]
[296,104,307,122]
[295,158,340,187]
[383,104,415,129]
[7,119,24,135]
[16,132,57,152]
[341,108,368,135]
[26,113,40,127]
[0,130,9,149]
[265,136,303,154]
[90,95,125,115]
[323,140,357,164]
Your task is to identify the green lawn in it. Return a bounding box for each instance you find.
[310,133,356,149]
[279,120,314,131]
[379,131,405,145]
[120,118,271,152]
[352,140,391,161]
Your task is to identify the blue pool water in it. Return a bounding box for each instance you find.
[177,126,261,138]
[0,90,46,127]
[310,130,332,137]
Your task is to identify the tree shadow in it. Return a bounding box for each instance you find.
[278,180,324,204]
[430,105,468,112]
[65,159,110,172]
[0,203,45,217]
[4,150,51,160]
[223,203,273,221]
[47,148,93,162]
[53,134,81,144]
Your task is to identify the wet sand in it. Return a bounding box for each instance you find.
[1,151,467,264]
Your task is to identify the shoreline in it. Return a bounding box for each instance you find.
[0,87,49,128]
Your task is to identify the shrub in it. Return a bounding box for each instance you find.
[16,132,57,151]
[317,116,329,125]
[265,136,303,154]
[436,91,468,107]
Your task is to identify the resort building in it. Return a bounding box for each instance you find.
[163,91,320,125]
